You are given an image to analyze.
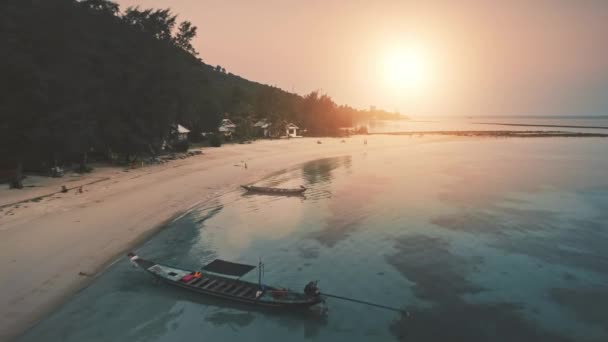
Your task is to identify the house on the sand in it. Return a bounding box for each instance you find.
[254,119,272,137]
[218,118,236,138]
[176,124,190,140]
[285,123,301,138]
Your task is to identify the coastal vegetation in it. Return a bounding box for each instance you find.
[0,0,400,188]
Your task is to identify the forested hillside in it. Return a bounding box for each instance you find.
[0,0,401,187]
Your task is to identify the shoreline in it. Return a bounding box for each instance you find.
[0,177,111,210]
[2,135,436,341]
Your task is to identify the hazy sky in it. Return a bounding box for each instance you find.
[116,0,608,116]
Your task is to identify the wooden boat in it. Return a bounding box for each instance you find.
[127,253,323,309]
[241,185,307,195]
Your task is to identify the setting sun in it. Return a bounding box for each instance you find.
[382,45,434,94]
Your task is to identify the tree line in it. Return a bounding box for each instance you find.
[0,0,402,188]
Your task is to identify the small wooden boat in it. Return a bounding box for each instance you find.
[127,253,323,309]
[241,185,307,195]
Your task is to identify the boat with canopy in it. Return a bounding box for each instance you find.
[127,253,323,309]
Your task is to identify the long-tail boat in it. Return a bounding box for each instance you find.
[241,185,307,195]
[127,253,323,309]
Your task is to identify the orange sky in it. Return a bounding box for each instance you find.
[116,0,608,116]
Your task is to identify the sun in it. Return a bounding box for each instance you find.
[382,45,433,94]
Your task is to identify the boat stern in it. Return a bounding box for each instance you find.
[304,281,321,297]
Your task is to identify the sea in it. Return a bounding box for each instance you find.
[17,122,608,341]
[364,115,608,134]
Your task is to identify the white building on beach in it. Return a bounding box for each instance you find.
[176,124,190,140]
[285,123,301,137]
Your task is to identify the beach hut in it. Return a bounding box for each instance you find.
[285,123,301,138]
[254,119,272,137]
[218,119,236,138]
[161,124,191,150]
[176,124,190,141]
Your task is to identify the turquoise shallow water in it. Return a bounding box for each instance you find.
[19,138,608,342]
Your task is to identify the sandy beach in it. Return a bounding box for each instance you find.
[1,135,449,341]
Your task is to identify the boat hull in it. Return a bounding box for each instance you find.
[161,277,320,308]
[241,185,306,195]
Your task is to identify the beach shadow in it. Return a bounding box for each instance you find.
[431,205,608,275]
[301,156,351,185]
[308,173,387,247]
[549,286,608,334]
[391,301,574,342]
[386,234,576,341]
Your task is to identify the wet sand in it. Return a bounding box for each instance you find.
[0,136,450,341]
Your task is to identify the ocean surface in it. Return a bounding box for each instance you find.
[365,116,608,134]
[19,138,608,342]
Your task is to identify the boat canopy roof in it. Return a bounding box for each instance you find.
[202,259,256,277]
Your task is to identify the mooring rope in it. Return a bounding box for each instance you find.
[321,292,409,315]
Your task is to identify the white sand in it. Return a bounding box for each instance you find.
[0,136,450,340]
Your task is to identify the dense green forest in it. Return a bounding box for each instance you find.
[0,0,402,188]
